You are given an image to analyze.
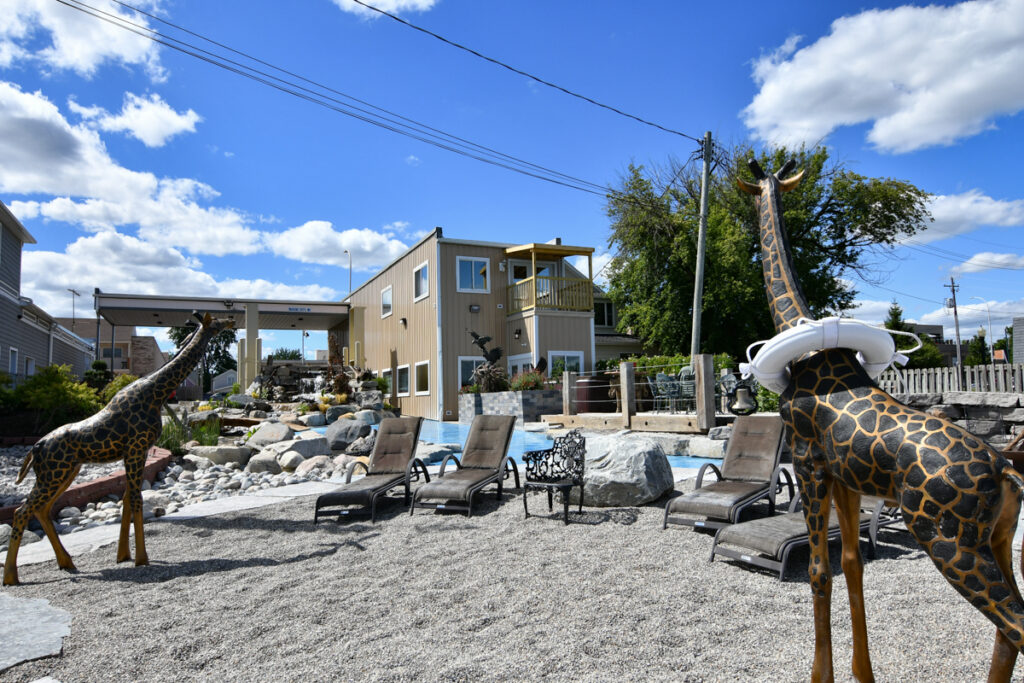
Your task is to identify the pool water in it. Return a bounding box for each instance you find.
[317,419,719,469]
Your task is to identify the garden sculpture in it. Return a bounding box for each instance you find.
[738,159,1024,681]
[3,312,233,586]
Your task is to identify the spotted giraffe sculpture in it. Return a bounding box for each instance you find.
[3,312,233,586]
[738,159,1024,681]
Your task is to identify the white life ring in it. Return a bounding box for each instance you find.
[738,317,919,394]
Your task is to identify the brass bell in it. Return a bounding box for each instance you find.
[728,385,758,416]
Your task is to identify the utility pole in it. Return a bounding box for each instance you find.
[690,131,712,360]
[67,288,81,325]
[945,277,963,390]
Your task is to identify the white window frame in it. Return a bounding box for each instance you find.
[458,355,485,389]
[549,350,584,376]
[8,347,18,376]
[24,356,35,377]
[507,353,533,377]
[456,256,490,294]
[414,360,430,396]
[413,260,429,302]
[379,368,393,395]
[396,364,410,397]
[380,285,393,318]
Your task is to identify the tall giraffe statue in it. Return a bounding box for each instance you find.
[3,312,233,586]
[738,159,1024,682]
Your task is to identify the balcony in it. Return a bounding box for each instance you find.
[507,276,593,314]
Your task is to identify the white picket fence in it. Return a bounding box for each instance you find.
[877,363,1024,394]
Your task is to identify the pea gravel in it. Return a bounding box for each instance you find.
[1,487,1008,682]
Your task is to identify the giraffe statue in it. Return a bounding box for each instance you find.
[3,312,233,586]
[738,159,1024,682]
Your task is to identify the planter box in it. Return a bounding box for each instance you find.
[458,390,563,427]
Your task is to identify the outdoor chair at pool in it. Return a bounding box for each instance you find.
[709,495,902,580]
[663,414,793,531]
[410,414,519,518]
[523,429,585,525]
[314,416,428,524]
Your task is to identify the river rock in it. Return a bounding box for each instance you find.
[0,523,11,545]
[263,436,331,459]
[278,451,306,472]
[570,435,673,507]
[295,455,333,477]
[325,420,372,450]
[325,405,350,423]
[183,454,214,470]
[188,445,254,467]
[345,434,376,457]
[352,409,381,426]
[246,451,282,475]
[298,412,327,427]
[247,421,294,448]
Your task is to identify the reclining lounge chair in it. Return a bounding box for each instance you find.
[709,495,902,580]
[410,414,519,517]
[314,416,427,523]
[663,414,793,531]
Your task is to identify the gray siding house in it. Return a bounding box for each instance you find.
[1,201,93,385]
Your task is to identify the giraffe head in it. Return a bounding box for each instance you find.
[737,158,804,196]
[197,311,234,334]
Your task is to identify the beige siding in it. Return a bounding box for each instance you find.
[534,310,593,371]
[350,235,441,419]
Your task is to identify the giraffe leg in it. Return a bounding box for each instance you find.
[33,463,83,572]
[795,452,836,683]
[118,451,149,566]
[832,485,874,683]
[987,477,1023,682]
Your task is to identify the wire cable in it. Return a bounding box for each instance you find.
[347,0,701,143]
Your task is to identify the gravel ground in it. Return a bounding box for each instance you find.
[1,482,1008,683]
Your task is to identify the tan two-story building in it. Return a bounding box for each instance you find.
[345,228,608,421]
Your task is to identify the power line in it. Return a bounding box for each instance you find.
[348,0,701,143]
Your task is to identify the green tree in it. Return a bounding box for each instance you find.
[270,348,302,360]
[604,145,931,359]
[83,359,114,390]
[882,300,944,369]
[964,329,991,366]
[168,324,238,393]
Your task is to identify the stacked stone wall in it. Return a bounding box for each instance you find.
[895,392,1024,446]
[458,390,562,427]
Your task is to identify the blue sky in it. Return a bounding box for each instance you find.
[2,0,1023,357]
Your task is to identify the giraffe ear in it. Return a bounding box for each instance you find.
[203,312,212,326]
[737,178,761,195]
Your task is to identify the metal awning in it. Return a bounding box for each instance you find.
[93,291,348,330]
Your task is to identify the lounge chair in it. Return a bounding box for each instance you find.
[709,495,902,580]
[523,429,586,524]
[410,414,519,517]
[663,414,793,531]
[314,416,427,523]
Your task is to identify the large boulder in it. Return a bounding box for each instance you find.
[325,405,352,423]
[570,435,674,507]
[295,455,333,477]
[325,420,372,450]
[246,451,282,474]
[415,442,460,464]
[352,409,381,426]
[278,450,306,472]
[188,445,254,467]
[355,390,384,411]
[184,410,221,428]
[247,421,294,448]
[298,412,327,427]
[262,436,331,459]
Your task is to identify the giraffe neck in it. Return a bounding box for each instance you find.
[148,325,216,402]
[756,177,813,333]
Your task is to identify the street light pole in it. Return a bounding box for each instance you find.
[301,331,309,366]
[970,296,994,363]
[343,249,352,301]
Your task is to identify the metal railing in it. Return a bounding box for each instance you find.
[506,276,593,314]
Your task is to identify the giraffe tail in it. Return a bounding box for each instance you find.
[15,444,36,484]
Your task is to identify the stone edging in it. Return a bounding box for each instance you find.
[0,448,172,524]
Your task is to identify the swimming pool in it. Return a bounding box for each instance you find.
[317,419,718,469]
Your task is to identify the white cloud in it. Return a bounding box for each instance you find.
[70,92,201,147]
[405,154,421,166]
[952,252,1024,276]
[331,0,438,17]
[0,0,165,79]
[570,251,613,289]
[843,299,892,326]
[264,221,409,269]
[916,298,1022,340]
[743,0,1024,153]
[0,82,261,255]
[911,190,1024,243]
[20,232,338,317]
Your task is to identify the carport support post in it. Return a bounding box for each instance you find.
[695,354,716,433]
[237,338,247,389]
[619,361,635,429]
[563,371,577,416]
[244,303,260,393]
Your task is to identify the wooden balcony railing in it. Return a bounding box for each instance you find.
[506,276,593,314]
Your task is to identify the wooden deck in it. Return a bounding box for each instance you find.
[542,411,703,433]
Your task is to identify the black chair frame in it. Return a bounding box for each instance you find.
[409,455,521,517]
[522,430,586,525]
[314,456,431,524]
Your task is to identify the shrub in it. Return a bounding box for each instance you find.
[460,384,480,394]
[101,374,139,403]
[0,372,15,414]
[471,362,509,393]
[192,417,221,446]
[231,381,241,395]
[83,360,114,390]
[510,371,546,391]
[15,365,102,433]
[375,376,390,394]
[756,385,780,412]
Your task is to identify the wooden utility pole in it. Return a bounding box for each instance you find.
[690,131,712,359]
[945,277,964,390]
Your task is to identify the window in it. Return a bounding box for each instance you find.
[548,351,583,380]
[459,356,485,389]
[396,364,410,397]
[413,261,429,302]
[24,356,35,377]
[456,256,489,293]
[8,348,18,376]
[414,361,430,395]
[594,301,614,327]
[508,353,533,377]
[381,285,393,318]
[379,368,393,394]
